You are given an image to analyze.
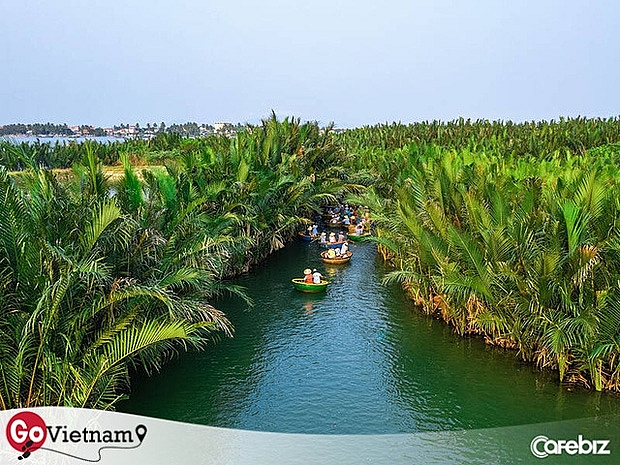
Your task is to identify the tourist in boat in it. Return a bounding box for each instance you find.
[355,223,364,235]
[343,215,350,226]
[311,224,318,236]
[327,248,336,259]
[312,269,323,284]
[340,241,349,255]
[329,232,337,243]
[303,268,313,283]
[334,247,341,256]
[337,231,346,242]
[319,232,327,244]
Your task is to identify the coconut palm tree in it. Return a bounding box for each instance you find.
[0,163,234,409]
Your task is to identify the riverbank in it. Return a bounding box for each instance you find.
[0,115,343,410]
[349,144,620,392]
[120,240,620,433]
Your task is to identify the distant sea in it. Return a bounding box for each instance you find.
[1,135,125,144]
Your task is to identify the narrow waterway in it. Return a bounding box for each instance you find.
[120,241,620,434]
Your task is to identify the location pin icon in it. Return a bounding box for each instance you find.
[135,425,147,443]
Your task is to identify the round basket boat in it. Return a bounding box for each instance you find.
[292,278,329,293]
[348,233,371,242]
[320,250,352,264]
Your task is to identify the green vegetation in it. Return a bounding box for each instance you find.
[340,117,620,156]
[0,123,74,136]
[344,122,620,392]
[3,114,620,411]
[0,115,344,409]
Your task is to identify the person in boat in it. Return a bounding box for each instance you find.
[306,225,313,236]
[334,247,341,256]
[327,248,336,259]
[312,269,323,284]
[355,223,364,235]
[319,232,327,244]
[329,232,337,243]
[337,231,346,242]
[303,268,313,283]
[340,241,349,255]
[311,224,318,236]
[343,215,350,226]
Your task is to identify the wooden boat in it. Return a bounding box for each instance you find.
[298,231,313,242]
[348,233,371,242]
[321,250,352,264]
[291,278,329,293]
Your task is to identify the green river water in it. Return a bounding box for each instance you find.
[120,240,620,434]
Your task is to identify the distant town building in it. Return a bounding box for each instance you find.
[214,122,231,133]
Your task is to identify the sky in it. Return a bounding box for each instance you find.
[1,0,619,128]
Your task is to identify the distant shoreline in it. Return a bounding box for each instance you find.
[1,135,126,144]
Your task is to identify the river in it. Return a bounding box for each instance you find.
[120,240,620,434]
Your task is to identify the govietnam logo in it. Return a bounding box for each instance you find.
[530,435,610,458]
[6,411,147,461]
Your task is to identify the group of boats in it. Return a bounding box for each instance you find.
[292,207,373,293]
[297,230,371,244]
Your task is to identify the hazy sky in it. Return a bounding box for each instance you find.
[2,0,619,128]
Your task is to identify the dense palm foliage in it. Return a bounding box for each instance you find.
[0,115,345,409]
[4,114,620,403]
[339,116,620,156]
[0,159,235,409]
[348,143,620,391]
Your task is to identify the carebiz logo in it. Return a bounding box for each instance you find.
[6,411,147,461]
[530,434,610,458]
